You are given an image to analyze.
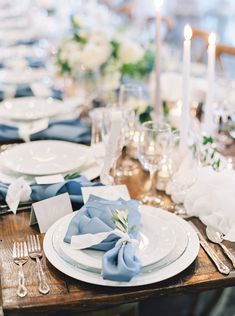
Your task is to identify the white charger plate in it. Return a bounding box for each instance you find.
[1,140,87,176]
[0,97,71,121]
[53,212,176,270]
[53,211,188,274]
[43,206,199,287]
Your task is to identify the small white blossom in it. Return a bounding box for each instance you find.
[118,40,145,64]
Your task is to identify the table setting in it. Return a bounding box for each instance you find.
[1,1,235,316]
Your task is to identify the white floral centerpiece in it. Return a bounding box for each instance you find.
[56,1,155,88]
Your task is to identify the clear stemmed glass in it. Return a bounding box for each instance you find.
[119,83,144,112]
[116,84,144,176]
[101,108,125,183]
[138,121,172,206]
[167,130,201,215]
[89,108,106,168]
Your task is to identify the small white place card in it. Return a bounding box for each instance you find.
[29,193,73,233]
[81,185,130,203]
[35,174,65,185]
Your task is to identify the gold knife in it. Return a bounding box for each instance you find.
[189,222,230,275]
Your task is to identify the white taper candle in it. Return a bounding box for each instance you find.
[180,24,192,153]
[204,32,216,135]
[154,0,164,117]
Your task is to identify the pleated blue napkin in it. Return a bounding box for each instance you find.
[64,195,141,282]
[0,118,90,144]
[0,176,101,210]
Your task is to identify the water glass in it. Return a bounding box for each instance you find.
[138,121,171,206]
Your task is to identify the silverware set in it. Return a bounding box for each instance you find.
[190,222,235,275]
[12,235,50,297]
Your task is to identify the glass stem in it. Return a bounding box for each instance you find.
[149,169,156,195]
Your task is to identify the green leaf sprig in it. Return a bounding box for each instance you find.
[112,209,136,234]
[64,171,81,180]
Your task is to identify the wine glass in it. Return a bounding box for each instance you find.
[89,107,106,168]
[100,108,125,184]
[119,83,144,112]
[117,84,144,176]
[138,121,172,206]
[167,130,201,215]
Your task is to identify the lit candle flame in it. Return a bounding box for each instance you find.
[184,24,192,41]
[154,0,164,9]
[208,32,216,46]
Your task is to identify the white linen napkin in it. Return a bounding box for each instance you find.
[166,159,235,241]
[6,178,31,214]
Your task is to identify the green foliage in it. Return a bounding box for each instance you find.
[120,49,155,79]
[163,101,169,117]
[202,135,213,145]
[110,40,119,59]
[74,32,87,45]
[112,209,136,234]
[64,171,81,180]
[139,105,153,123]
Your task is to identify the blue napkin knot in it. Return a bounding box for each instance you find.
[64,195,142,282]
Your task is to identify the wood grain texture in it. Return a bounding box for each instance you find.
[1,163,235,316]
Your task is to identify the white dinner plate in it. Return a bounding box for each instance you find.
[0,146,101,182]
[1,140,87,176]
[0,46,36,60]
[0,69,45,85]
[0,97,71,121]
[44,206,199,287]
[53,211,188,274]
[53,211,177,270]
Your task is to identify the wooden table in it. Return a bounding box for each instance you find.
[1,165,235,316]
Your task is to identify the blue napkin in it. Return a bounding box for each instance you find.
[0,176,102,210]
[0,118,91,144]
[0,85,63,102]
[31,118,91,144]
[15,85,34,98]
[64,195,141,282]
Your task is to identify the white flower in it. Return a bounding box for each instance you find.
[80,35,111,71]
[118,40,145,64]
[102,71,121,90]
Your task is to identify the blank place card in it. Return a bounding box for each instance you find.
[35,174,65,185]
[81,185,130,203]
[29,193,73,233]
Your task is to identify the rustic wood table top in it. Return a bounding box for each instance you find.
[1,161,235,316]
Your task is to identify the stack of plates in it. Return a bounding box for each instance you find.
[0,97,73,121]
[43,205,200,287]
[0,69,46,85]
[0,140,101,182]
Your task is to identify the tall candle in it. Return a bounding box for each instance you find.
[180,24,192,153]
[154,0,164,117]
[204,32,216,135]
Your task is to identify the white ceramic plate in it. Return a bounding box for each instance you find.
[1,140,87,176]
[53,210,188,274]
[0,46,36,60]
[43,206,199,287]
[53,212,176,270]
[0,146,101,182]
[0,97,71,121]
[0,69,45,85]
